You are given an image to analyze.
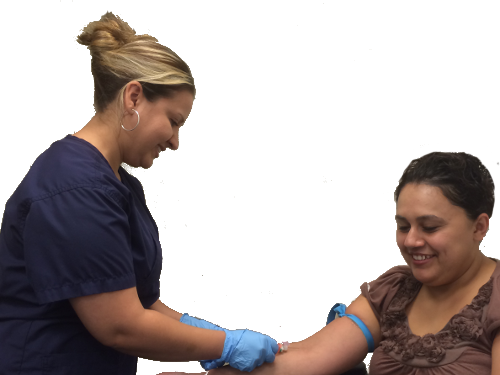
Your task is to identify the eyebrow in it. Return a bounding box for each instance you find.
[395,214,444,222]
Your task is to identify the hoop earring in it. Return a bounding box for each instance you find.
[121,109,140,131]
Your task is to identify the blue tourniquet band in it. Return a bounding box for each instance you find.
[328,303,375,353]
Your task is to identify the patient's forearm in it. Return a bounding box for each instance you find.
[235,318,366,375]
[209,296,378,375]
[210,317,368,375]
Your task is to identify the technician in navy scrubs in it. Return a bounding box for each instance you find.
[0,12,277,375]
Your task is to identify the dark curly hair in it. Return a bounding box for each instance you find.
[394,152,495,220]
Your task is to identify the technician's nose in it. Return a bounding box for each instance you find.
[168,128,179,150]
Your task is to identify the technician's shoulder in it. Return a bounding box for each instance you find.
[2,136,133,231]
[17,135,127,202]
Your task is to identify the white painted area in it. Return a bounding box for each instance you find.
[26,0,74,162]
[207,0,336,341]
[69,0,108,131]
[323,0,346,302]
[0,0,30,217]
[332,0,500,302]
[26,0,106,161]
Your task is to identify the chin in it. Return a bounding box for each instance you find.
[410,267,442,286]
[139,158,154,169]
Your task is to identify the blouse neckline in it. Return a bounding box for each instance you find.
[379,259,498,364]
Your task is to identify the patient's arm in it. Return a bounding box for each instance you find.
[209,295,380,375]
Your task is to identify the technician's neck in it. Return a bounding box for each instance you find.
[73,116,122,181]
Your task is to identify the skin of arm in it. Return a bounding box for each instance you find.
[492,332,500,373]
[208,295,380,375]
[148,298,183,321]
[70,287,225,362]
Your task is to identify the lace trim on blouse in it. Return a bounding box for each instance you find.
[379,275,493,363]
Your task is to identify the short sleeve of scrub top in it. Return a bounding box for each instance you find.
[24,185,136,304]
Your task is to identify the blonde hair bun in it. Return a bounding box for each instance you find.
[76,12,194,113]
[77,12,145,53]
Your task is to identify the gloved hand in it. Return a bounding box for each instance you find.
[200,329,278,372]
[179,313,224,331]
[179,313,229,371]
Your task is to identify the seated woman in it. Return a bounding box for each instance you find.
[180,151,499,375]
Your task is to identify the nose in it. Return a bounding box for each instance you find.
[404,227,425,249]
[167,127,179,150]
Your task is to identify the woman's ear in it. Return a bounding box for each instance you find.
[123,81,143,110]
[473,213,490,242]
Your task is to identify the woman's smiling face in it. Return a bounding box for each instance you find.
[121,87,194,169]
[395,183,481,287]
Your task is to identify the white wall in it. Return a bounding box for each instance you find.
[0,0,31,214]
[0,0,106,219]
[332,0,500,299]
[69,0,108,131]
[206,0,337,341]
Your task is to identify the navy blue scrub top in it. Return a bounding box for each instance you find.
[0,135,162,374]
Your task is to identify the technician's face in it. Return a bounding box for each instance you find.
[395,183,478,286]
[124,89,194,169]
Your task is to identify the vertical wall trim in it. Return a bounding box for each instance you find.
[323,0,344,303]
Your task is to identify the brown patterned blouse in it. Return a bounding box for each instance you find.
[361,260,500,374]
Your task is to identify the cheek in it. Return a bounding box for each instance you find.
[396,231,406,249]
[142,130,162,148]
[154,123,174,143]
[425,233,449,254]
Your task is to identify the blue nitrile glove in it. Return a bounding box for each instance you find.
[179,313,224,331]
[200,329,278,372]
[180,313,227,370]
